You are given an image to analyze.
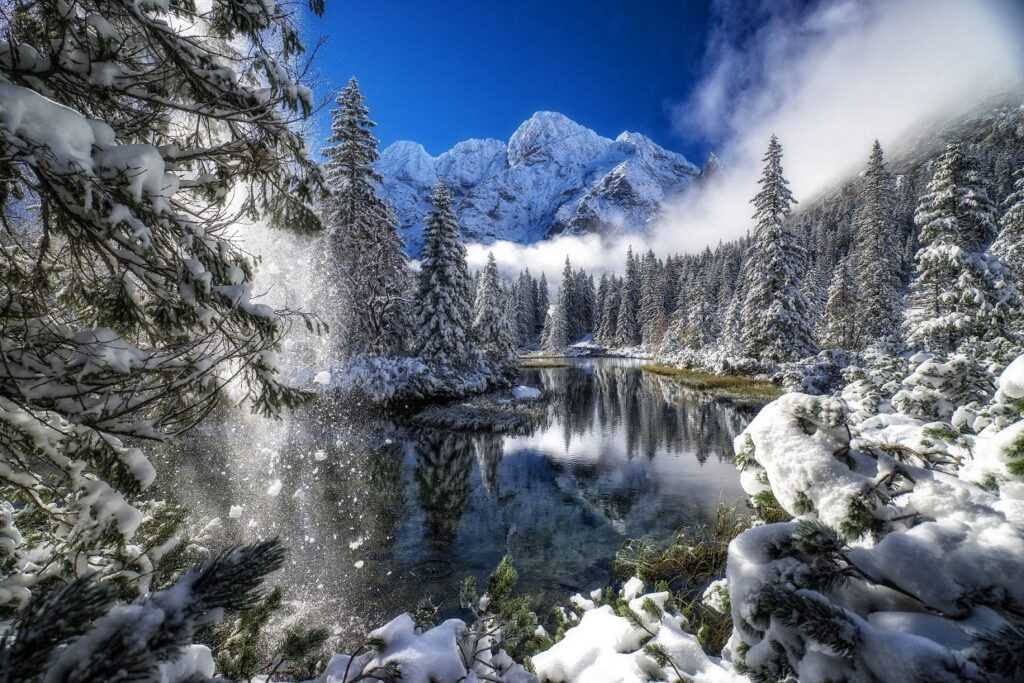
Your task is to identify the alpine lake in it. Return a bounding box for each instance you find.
[149,357,764,640]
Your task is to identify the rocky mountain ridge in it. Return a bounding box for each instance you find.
[376,111,702,255]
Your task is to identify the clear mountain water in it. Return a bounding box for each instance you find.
[150,357,756,638]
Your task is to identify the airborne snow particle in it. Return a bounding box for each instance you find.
[229,505,243,519]
[313,370,331,385]
[354,560,365,569]
[266,479,283,496]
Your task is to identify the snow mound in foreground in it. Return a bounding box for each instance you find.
[532,578,743,683]
[313,613,534,683]
[729,390,1024,681]
[311,579,739,683]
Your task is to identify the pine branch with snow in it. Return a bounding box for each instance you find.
[0,0,325,613]
[1,540,285,682]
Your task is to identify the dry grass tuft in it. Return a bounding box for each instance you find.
[641,365,782,400]
[614,504,752,655]
[519,360,572,369]
[614,504,750,588]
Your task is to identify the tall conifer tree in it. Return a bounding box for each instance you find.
[415,184,477,367]
[542,288,570,352]
[640,250,669,346]
[536,274,550,338]
[320,78,408,357]
[854,141,903,343]
[473,253,513,367]
[993,168,1024,285]
[824,256,859,349]
[741,136,818,362]
[515,270,538,346]
[906,143,1017,352]
[597,277,621,345]
[616,248,642,346]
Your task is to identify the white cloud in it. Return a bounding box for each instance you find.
[468,0,1024,284]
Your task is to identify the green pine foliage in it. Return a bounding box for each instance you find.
[1,541,286,682]
[460,555,547,662]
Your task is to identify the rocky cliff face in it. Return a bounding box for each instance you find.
[375,111,700,255]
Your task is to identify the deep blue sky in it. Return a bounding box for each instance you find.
[302,0,713,163]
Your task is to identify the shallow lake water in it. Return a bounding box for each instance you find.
[151,357,757,637]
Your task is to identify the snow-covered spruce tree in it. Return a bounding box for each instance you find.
[823,256,859,350]
[720,285,746,357]
[616,247,642,346]
[473,252,516,374]
[473,253,502,335]
[494,286,520,375]
[686,279,720,350]
[993,167,1024,289]
[515,269,537,347]
[559,257,580,342]
[741,135,818,364]
[542,287,570,352]
[640,250,669,347]
[415,183,478,368]
[906,142,1018,353]
[536,273,550,338]
[0,0,323,621]
[318,77,409,358]
[595,273,609,339]
[578,270,596,337]
[854,140,903,344]
[799,257,829,339]
[597,276,621,346]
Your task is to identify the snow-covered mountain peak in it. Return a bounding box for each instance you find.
[378,140,435,185]
[507,111,609,168]
[376,112,701,255]
[613,130,654,147]
[436,138,507,189]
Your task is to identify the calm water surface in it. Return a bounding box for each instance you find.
[151,357,756,636]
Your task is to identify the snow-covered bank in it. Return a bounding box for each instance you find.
[408,386,548,433]
[653,343,863,396]
[301,356,515,406]
[311,578,741,683]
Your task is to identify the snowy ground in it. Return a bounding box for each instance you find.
[310,578,742,683]
[301,356,514,405]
